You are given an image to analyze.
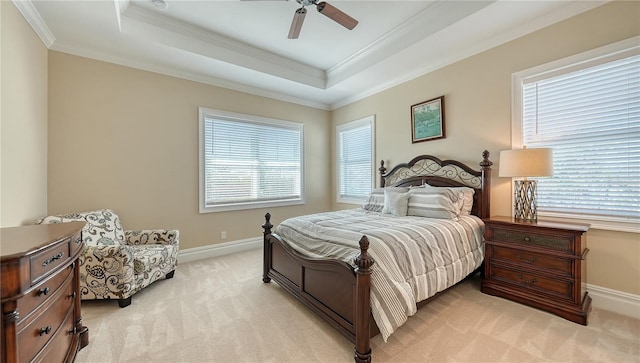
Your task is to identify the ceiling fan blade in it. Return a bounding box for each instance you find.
[288,7,307,39]
[316,1,358,30]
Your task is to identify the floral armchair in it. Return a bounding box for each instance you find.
[36,209,179,307]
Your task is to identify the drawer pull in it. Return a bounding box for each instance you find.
[42,252,64,267]
[68,291,77,299]
[37,287,51,296]
[39,326,52,336]
[523,236,531,243]
[517,274,537,286]
[517,254,537,264]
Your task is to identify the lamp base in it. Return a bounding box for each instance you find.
[514,180,538,221]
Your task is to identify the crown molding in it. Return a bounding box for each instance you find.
[120,4,327,89]
[11,0,55,48]
[18,0,609,112]
[114,0,130,32]
[329,0,608,110]
[326,0,494,88]
[50,42,331,111]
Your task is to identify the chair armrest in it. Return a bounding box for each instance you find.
[82,244,134,268]
[80,244,136,299]
[124,230,179,246]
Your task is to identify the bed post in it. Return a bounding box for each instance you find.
[479,150,493,219]
[378,160,387,187]
[354,236,374,363]
[262,213,273,283]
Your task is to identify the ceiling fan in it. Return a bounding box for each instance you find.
[287,0,359,39]
[242,0,358,39]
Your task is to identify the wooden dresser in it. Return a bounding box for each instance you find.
[1,222,89,363]
[481,216,591,325]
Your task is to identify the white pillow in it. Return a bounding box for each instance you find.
[424,185,475,215]
[382,190,410,217]
[407,188,461,220]
[362,187,409,212]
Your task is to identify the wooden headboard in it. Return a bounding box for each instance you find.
[378,150,493,219]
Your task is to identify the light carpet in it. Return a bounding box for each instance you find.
[75,248,639,363]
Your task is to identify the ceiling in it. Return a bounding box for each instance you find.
[20,0,606,110]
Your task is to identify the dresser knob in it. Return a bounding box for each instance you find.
[517,274,537,286]
[68,292,77,299]
[37,287,50,296]
[39,326,52,336]
[523,236,531,243]
[517,254,537,264]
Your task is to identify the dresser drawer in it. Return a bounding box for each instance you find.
[17,276,74,360]
[489,265,574,300]
[17,265,73,325]
[489,245,573,276]
[30,240,70,285]
[32,307,75,363]
[490,225,576,253]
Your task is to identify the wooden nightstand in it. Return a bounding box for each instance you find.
[481,216,592,325]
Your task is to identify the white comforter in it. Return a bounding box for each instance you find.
[274,208,484,341]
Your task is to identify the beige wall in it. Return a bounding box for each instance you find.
[6,1,638,296]
[0,1,48,227]
[47,52,331,249]
[331,1,640,295]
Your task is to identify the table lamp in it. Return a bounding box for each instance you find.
[499,146,553,221]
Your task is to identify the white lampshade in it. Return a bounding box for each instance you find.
[499,147,553,178]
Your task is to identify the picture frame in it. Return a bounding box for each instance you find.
[411,95,445,143]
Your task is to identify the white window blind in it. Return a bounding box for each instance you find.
[337,116,375,203]
[199,108,303,213]
[521,53,640,222]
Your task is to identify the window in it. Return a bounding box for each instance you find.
[512,37,639,232]
[337,115,375,204]
[199,108,304,213]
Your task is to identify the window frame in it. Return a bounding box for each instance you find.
[336,115,376,205]
[199,107,305,213]
[511,36,639,233]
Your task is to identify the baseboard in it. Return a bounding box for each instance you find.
[178,237,262,264]
[586,283,640,320]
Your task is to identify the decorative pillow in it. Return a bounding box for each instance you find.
[36,209,124,246]
[424,185,475,215]
[382,190,410,217]
[362,187,409,212]
[407,188,461,219]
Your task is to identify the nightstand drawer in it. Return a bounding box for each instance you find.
[489,265,573,300]
[489,245,573,276]
[490,226,575,252]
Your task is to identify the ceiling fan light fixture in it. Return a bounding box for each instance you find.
[288,7,307,39]
[152,0,168,11]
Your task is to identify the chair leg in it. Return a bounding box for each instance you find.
[165,270,175,279]
[118,297,132,308]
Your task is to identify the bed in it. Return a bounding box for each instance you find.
[262,151,493,363]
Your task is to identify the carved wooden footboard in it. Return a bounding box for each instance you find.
[262,151,493,363]
[263,214,375,362]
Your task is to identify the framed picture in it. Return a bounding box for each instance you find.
[411,96,445,143]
